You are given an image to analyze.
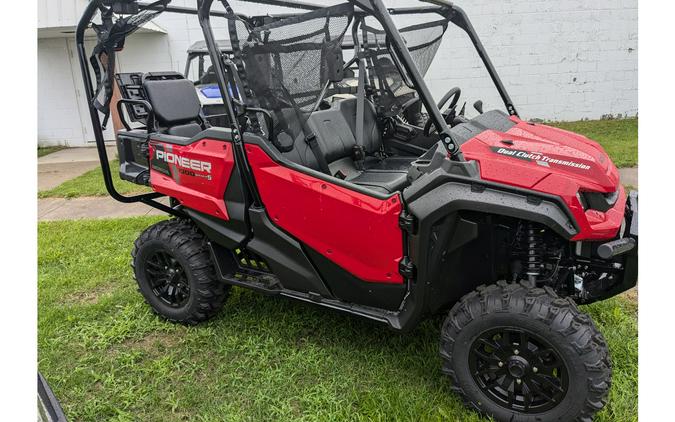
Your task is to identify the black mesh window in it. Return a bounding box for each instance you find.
[238,3,354,151]
[359,18,447,117]
[403,20,447,77]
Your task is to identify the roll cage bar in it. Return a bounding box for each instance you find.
[76,0,518,210]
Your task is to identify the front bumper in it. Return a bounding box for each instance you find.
[591,191,638,301]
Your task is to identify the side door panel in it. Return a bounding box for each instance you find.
[245,144,404,284]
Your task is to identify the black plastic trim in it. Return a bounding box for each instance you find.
[246,208,333,297]
[186,208,247,250]
[628,190,638,236]
[404,168,580,237]
[305,247,406,311]
[584,191,638,302]
[223,160,251,240]
[210,240,405,329]
[407,181,577,240]
[404,179,579,316]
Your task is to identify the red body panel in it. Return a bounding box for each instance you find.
[146,114,624,288]
[246,144,404,284]
[149,139,235,220]
[460,117,625,240]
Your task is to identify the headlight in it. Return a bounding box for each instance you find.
[577,190,619,212]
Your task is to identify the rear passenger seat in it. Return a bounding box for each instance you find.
[278,97,418,194]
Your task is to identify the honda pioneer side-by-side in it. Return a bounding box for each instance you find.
[78,1,637,420]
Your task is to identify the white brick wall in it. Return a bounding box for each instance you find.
[383,0,638,120]
[477,0,638,120]
[222,0,638,120]
[37,0,638,145]
[37,0,87,29]
[38,37,116,146]
[38,38,85,146]
[152,0,639,121]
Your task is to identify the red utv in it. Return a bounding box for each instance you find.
[77,1,637,420]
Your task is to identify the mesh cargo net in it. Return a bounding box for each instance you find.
[359,18,448,117]
[233,3,354,151]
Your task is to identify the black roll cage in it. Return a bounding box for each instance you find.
[76,0,518,211]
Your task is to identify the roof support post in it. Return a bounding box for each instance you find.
[363,0,464,160]
[198,0,262,207]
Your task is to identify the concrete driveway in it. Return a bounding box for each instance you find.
[38,145,117,191]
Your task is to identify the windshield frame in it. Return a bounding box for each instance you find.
[193,0,518,157]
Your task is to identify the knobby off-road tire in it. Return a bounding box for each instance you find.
[440,281,611,422]
[132,219,230,324]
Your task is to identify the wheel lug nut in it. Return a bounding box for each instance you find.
[533,367,538,373]
[516,379,522,385]
[514,349,519,355]
[498,362,503,367]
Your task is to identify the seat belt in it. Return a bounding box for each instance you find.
[305,133,331,175]
[276,80,331,175]
[353,57,367,171]
[353,24,370,171]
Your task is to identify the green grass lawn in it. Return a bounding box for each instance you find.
[38,217,638,421]
[38,146,67,158]
[38,159,151,198]
[550,118,638,168]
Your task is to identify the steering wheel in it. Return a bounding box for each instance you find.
[423,87,462,137]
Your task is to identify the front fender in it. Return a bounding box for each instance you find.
[402,178,579,315]
[406,181,578,240]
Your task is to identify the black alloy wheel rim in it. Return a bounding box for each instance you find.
[468,327,569,413]
[145,250,190,308]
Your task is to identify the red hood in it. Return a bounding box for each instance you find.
[461,117,620,194]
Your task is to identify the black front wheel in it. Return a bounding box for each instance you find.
[440,281,611,422]
[132,219,230,324]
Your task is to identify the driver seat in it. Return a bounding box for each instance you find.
[304,97,417,194]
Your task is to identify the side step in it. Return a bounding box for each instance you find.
[209,243,404,330]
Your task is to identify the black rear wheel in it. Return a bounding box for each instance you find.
[145,250,191,308]
[440,281,611,422]
[132,219,230,324]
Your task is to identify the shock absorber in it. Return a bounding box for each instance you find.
[526,223,545,283]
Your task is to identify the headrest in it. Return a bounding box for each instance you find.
[143,78,201,126]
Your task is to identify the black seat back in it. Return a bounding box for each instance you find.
[279,97,383,171]
[310,97,381,161]
[143,76,204,138]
